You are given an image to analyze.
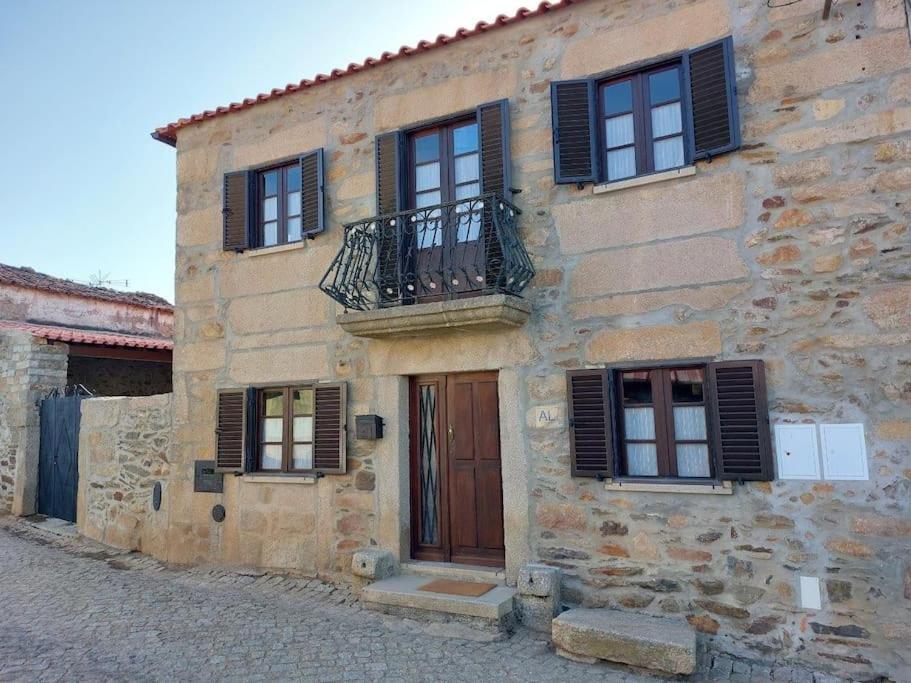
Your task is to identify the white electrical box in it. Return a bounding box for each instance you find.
[800,576,821,610]
[820,423,868,481]
[774,424,820,480]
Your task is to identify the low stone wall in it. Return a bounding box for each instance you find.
[76,394,171,556]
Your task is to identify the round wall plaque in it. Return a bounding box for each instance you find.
[152,482,162,511]
[212,504,226,523]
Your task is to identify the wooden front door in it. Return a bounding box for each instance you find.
[410,372,504,567]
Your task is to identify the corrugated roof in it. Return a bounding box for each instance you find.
[0,263,172,310]
[152,0,584,145]
[0,320,173,351]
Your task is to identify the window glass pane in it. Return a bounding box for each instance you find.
[453,123,479,155]
[293,444,314,470]
[287,191,301,217]
[605,113,634,148]
[414,133,439,164]
[454,153,479,184]
[415,163,440,192]
[264,391,283,416]
[261,444,282,470]
[286,164,301,192]
[651,102,682,137]
[626,443,659,476]
[676,444,711,477]
[415,190,442,209]
[287,217,301,242]
[293,388,314,415]
[263,221,278,246]
[456,211,481,242]
[674,406,707,441]
[654,137,684,171]
[263,170,278,196]
[418,223,443,249]
[603,80,633,116]
[607,148,636,180]
[670,368,704,402]
[455,182,480,201]
[649,68,680,105]
[622,371,652,404]
[293,416,313,442]
[262,417,283,442]
[624,407,656,440]
[263,196,278,222]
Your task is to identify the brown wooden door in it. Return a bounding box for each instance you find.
[410,372,504,567]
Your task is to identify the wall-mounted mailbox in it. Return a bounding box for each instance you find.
[194,460,224,493]
[355,414,384,440]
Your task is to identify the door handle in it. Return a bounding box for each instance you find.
[448,425,454,442]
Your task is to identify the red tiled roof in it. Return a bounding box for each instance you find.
[0,263,172,310]
[0,320,173,351]
[152,1,584,146]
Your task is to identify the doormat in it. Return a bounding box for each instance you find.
[418,579,497,597]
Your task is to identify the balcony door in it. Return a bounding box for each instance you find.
[408,119,483,302]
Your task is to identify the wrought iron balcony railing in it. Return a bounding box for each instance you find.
[319,193,535,311]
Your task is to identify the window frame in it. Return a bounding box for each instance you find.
[405,114,480,210]
[254,384,316,474]
[596,58,691,184]
[611,362,716,483]
[254,159,302,249]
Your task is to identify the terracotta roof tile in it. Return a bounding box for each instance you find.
[152,1,585,145]
[0,263,172,310]
[0,320,173,351]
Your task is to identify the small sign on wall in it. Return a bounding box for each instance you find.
[774,424,820,480]
[819,423,868,481]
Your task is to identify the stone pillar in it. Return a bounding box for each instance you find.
[499,368,532,585]
[517,563,563,633]
[374,375,409,562]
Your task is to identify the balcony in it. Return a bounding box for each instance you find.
[320,194,534,338]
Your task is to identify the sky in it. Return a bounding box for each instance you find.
[1,0,524,303]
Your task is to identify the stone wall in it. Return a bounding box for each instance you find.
[0,329,69,514]
[167,0,911,677]
[76,394,171,556]
[67,357,172,397]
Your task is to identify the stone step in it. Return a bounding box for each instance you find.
[552,608,696,675]
[362,574,517,634]
[400,560,506,584]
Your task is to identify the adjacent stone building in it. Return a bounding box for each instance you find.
[151,0,911,678]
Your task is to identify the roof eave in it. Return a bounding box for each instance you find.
[152,129,177,147]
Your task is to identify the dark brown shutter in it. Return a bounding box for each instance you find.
[223,171,253,251]
[550,79,598,184]
[375,132,404,304]
[685,36,740,160]
[215,390,246,472]
[706,360,773,481]
[566,370,614,478]
[313,381,347,474]
[300,148,325,237]
[477,100,511,197]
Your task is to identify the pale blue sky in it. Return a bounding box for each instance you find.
[1,0,522,302]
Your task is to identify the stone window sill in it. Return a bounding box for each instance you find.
[592,166,696,195]
[244,241,306,258]
[603,479,733,495]
[242,473,318,485]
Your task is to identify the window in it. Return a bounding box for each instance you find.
[258,163,302,247]
[600,64,686,182]
[257,386,315,472]
[617,367,711,479]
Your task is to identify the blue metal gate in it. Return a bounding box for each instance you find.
[37,387,90,522]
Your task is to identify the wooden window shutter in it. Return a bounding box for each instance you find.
[706,360,774,481]
[566,369,614,478]
[476,99,512,197]
[223,170,253,251]
[313,381,347,474]
[550,79,598,184]
[300,148,326,238]
[375,131,404,215]
[685,36,741,160]
[215,389,247,472]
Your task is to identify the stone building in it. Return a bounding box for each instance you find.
[150,0,910,677]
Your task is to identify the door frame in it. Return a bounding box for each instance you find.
[408,370,504,567]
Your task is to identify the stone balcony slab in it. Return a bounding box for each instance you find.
[336,294,532,339]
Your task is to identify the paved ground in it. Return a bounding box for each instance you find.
[0,518,844,682]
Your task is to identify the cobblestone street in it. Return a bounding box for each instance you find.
[0,519,844,682]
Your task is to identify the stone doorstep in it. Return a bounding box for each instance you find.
[552,608,696,676]
[336,294,532,338]
[400,560,506,584]
[362,574,516,621]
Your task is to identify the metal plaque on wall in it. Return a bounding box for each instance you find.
[194,460,224,493]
